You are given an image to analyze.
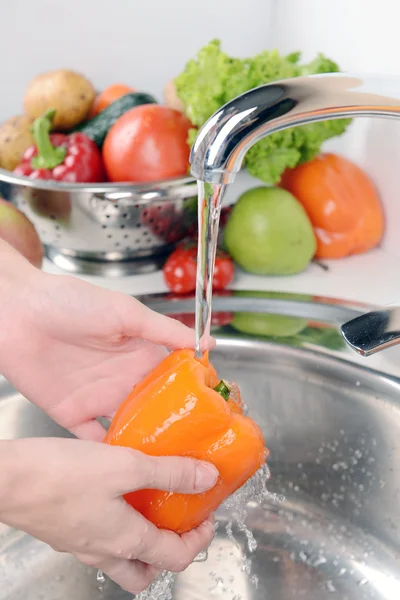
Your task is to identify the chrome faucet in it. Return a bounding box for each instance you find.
[189,73,400,356]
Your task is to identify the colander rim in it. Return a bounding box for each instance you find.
[0,167,197,194]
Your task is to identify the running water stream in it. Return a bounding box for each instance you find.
[194,181,225,356]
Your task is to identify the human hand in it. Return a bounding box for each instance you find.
[1,438,218,594]
[0,242,213,440]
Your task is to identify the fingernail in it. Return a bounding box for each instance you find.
[195,463,219,492]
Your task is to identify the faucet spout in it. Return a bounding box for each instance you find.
[189,73,400,184]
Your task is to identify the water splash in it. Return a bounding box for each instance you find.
[135,571,176,600]
[220,463,283,584]
[132,463,284,599]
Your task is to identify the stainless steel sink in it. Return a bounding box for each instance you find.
[1,292,400,600]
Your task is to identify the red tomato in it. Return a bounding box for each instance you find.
[102,105,192,183]
[171,312,234,328]
[220,206,233,227]
[213,253,235,290]
[141,204,187,244]
[163,246,197,294]
[211,311,234,327]
[163,243,235,295]
[307,321,334,329]
[170,312,196,328]
[88,84,134,118]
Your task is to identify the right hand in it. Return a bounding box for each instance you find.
[1,438,219,594]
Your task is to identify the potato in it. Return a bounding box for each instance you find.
[0,115,34,171]
[24,69,96,130]
[164,79,185,113]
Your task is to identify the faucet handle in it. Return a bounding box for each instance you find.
[341,306,400,356]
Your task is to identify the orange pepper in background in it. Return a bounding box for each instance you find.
[280,153,385,260]
[104,349,267,534]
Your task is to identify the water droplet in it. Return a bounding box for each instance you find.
[194,549,208,563]
[326,580,336,592]
[313,556,327,567]
[96,570,105,584]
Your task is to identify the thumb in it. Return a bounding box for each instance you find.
[119,451,220,495]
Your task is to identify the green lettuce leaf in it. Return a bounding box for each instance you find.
[174,40,351,184]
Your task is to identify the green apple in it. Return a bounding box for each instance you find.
[231,312,308,338]
[224,186,316,275]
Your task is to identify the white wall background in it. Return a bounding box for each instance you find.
[270,0,399,74]
[1,0,399,252]
[0,0,274,119]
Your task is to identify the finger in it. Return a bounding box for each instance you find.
[123,298,216,350]
[133,303,196,349]
[117,451,219,495]
[70,419,106,442]
[97,557,161,595]
[136,516,215,572]
[87,496,213,574]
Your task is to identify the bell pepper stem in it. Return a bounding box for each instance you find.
[214,379,231,401]
[31,109,67,170]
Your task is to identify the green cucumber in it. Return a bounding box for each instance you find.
[73,92,157,147]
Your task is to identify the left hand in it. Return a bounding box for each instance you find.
[0,251,211,440]
[1,438,217,594]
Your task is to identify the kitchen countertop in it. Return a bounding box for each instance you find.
[43,246,399,306]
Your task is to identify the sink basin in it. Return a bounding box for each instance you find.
[1,292,400,600]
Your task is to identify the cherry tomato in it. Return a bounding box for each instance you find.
[102,105,192,183]
[163,245,197,294]
[213,252,235,290]
[88,84,134,118]
[163,243,235,294]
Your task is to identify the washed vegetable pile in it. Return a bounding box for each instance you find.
[0,39,385,285]
[0,70,190,184]
[162,40,385,294]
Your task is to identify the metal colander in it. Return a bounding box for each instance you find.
[0,169,198,274]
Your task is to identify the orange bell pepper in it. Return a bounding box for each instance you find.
[104,349,267,534]
[280,153,385,259]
